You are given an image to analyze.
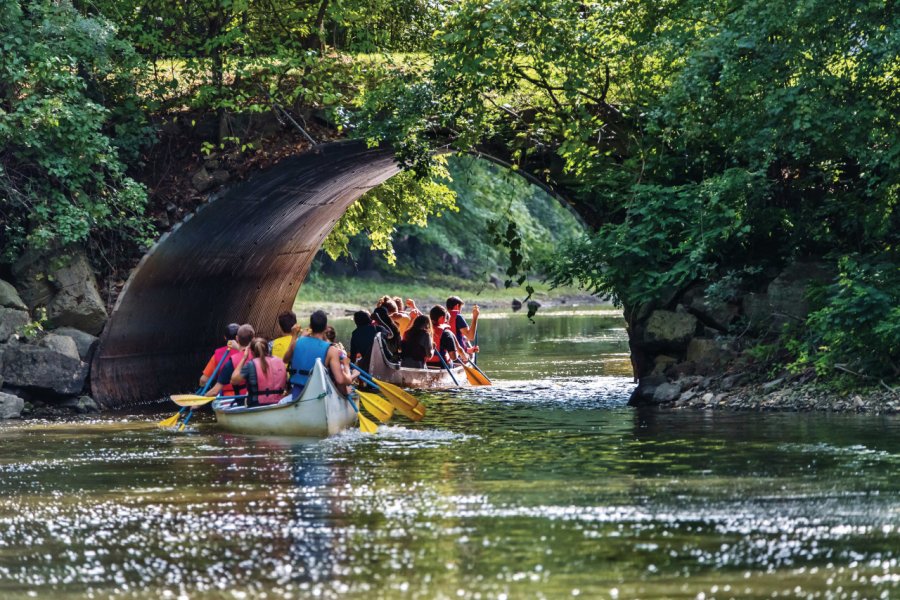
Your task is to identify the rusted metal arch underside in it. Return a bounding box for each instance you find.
[92,141,403,407]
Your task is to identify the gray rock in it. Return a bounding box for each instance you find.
[192,167,215,192]
[653,382,682,403]
[0,279,27,311]
[45,253,108,335]
[762,377,785,391]
[686,338,721,365]
[59,395,100,414]
[628,374,668,405]
[51,327,99,361]
[11,250,56,309]
[651,354,678,376]
[742,292,772,332]
[0,307,30,342]
[38,333,80,360]
[686,290,739,331]
[210,169,230,186]
[1,342,89,395]
[767,261,834,323]
[0,391,24,419]
[643,310,698,349]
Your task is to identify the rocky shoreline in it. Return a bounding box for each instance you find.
[638,372,900,415]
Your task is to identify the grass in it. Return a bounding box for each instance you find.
[294,274,605,314]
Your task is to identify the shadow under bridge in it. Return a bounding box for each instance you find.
[92,141,401,407]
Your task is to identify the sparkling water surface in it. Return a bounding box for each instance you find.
[0,310,897,599]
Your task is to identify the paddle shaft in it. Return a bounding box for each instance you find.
[435,348,460,386]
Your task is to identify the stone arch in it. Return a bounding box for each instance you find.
[92,141,579,407]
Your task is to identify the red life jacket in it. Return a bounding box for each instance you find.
[212,346,240,395]
[428,323,451,364]
[253,357,287,405]
[448,308,469,351]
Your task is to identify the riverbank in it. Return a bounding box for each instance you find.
[294,275,606,315]
[643,373,900,415]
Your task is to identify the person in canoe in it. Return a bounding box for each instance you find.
[205,323,256,398]
[373,302,401,360]
[199,322,240,389]
[284,310,358,397]
[349,310,386,373]
[229,337,288,407]
[447,296,480,358]
[427,305,459,367]
[269,311,297,361]
[400,315,434,369]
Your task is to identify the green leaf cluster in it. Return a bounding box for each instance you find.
[0,0,154,263]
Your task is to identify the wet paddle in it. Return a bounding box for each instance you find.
[347,394,377,434]
[358,390,394,422]
[159,349,231,427]
[461,362,492,386]
[170,393,248,407]
[350,365,426,421]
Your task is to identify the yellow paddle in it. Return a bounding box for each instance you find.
[462,362,492,386]
[158,409,183,427]
[358,390,394,423]
[358,411,378,434]
[352,366,426,422]
[169,393,242,407]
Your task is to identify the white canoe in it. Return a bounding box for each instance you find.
[213,359,357,437]
[369,333,468,390]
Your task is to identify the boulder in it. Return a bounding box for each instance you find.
[0,307,30,342]
[0,279,27,310]
[742,292,773,332]
[59,395,100,414]
[45,253,108,335]
[11,250,56,309]
[0,391,24,419]
[210,169,231,186]
[767,261,834,323]
[642,310,698,350]
[628,374,668,405]
[653,382,682,403]
[192,167,215,192]
[685,289,739,331]
[1,342,89,395]
[651,355,678,376]
[38,333,80,360]
[686,338,722,365]
[51,327,99,362]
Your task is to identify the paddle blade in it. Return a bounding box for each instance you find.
[157,412,181,427]
[373,378,426,421]
[358,391,394,423]
[170,394,215,407]
[463,364,492,386]
[358,412,378,434]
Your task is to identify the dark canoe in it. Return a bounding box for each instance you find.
[368,333,469,390]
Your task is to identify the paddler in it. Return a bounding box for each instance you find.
[283,310,358,397]
[446,296,479,358]
[199,322,240,389]
[229,337,288,407]
[204,324,255,398]
[270,311,297,361]
[427,305,458,367]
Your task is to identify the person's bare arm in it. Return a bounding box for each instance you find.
[462,304,480,342]
[282,324,303,366]
[327,347,358,386]
[205,382,223,397]
[230,348,250,385]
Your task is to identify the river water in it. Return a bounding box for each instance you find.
[0,310,897,599]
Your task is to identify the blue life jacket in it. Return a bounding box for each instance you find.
[289,336,331,387]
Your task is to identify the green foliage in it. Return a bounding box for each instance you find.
[322,158,457,265]
[803,255,900,379]
[0,0,154,263]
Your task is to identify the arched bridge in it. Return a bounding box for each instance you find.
[92,142,405,407]
[92,140,580,407]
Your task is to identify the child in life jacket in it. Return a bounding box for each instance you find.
[230,337,288,407]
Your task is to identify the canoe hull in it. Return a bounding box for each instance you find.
[369,333,468,390]
[213,359,357,437]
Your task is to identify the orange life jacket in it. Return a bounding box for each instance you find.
[252,357,287,405]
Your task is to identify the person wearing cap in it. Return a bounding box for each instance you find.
[199,322,241,387]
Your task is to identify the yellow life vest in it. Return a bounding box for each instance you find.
[271,335,292,360]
